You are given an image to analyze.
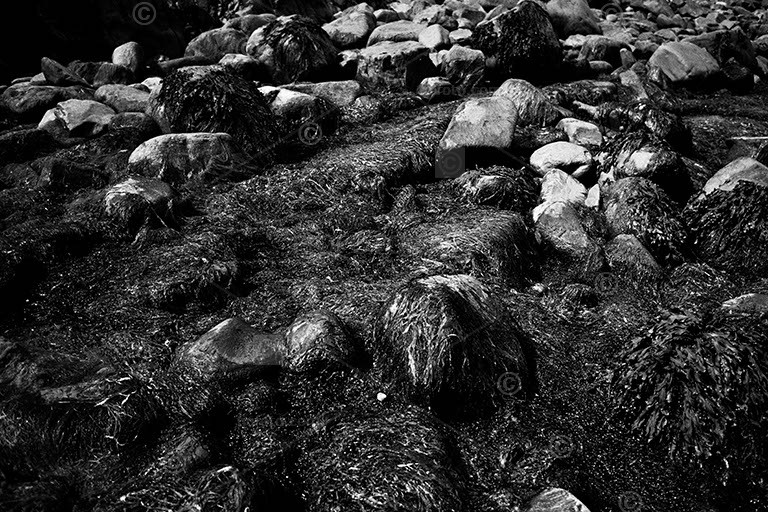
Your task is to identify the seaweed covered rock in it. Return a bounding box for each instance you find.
[357,41,434,92]
[246,15,339,83]
[146,65,279,165]
[442,45,486,93]
[284,310,358,372]
[578,35,630,69]
[300,406,464,511]
[699,157,768,196]
[534,201,604,275]
[597,131,692,204]
[372,274,536,415]
[605,234,660,280]
[259,86,338,147]
[603,177,688,265]
[472,0,563,83]
[185,27,248,61]
[453,166,538,212]
[522,487,592,512]
[592,100,691,150]
[493,78,563,127]
[104,177,176,236]
[685,179,768,277]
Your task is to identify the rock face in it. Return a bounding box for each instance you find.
[648,41,721,84]
[146,66,279,167]
[472,0,563,83]
[356,41,432,92]
[546,0,601,38]
[246,15,339,84]
[373,274,535,415]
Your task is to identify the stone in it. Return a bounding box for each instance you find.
[282,80,363,107]
[112,42,144,74]
[323,4,377,49]
[493,79,562,127]
[546,0,601,37]
[1,84,92,118]
[367,20,425,45]
[284,310,357,372]
[374,9,401,23]
[538,169,587,207]
[648,41,720,83]
[721,294,768,315]
[356,41,433,92]
[218,53,267,81]
[578,35,630,68]
[418,24,451,50]
[104,177,176,235]
[40,57,89,87]
[185,28,248,62]
[605,234,660,275]
[442,45,486,92]
[522,488,591,512]
[38,99,116,138]
[556,118,602,146]
[417,77,458,102]
[530,141,593,179]
[534,201,603,271]
[95,84,150,113]
[449,28,474,45]
[259,85,337,142]
[224,13,277,34]
[701,157,768,196]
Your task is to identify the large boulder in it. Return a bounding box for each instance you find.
[146,66,279,167]
[185,27,248,61]
[282,80,363,107]
[258,86,338,145]
[648,41,721,84]
[246,15,339,84]
[373,274,535,415]
[472,0,563,83]
[578,35,630,68]
[356,41,433,92]
[546,0,601,38]
[493,78,562,127]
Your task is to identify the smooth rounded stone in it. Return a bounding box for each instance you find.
[367,20,425,45]
[493,79,562,127]
[534,201,603,270]
[597,131,690,203]
[473,0,563,82]
[112,42,144,74]
[38,99,116,138]
[282,80,363,108]
[146,66,279,165]
[246,15,338,84]
[175,318,284,381]
[323,4,376,49]
[603,177,688,264]
[418,24,451,50]
[417,77,458,102]
[605,234,660,276]
[523,488,591,512]
[128,133,239,186]
[648,41,720,83]
[356,41,432,92]
[538,168,587,207]
[530,141,593,179]
[373,274,534,414]
[218,53,266,80]
[224,13,277,34]
[701,157,768,196]
[374,8,401,23]
[449,28,474,45]
[94,84,150,113]
[437,96,518,172]
[578,35,630,67]
[589,60,614,73]
[104,177,175,234]
[546,0,601,37]
[442,45,485,92]
[556,118,602,146]
[721,294,768,315]
[40,57,89,87]
[284,310,357,372]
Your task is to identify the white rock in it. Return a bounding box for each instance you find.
[556,117,603,146]
[530,141,593,179]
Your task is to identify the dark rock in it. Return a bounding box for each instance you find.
[546,0,601,37]
[579,35,630,68]
[185,28,248,61]
[0,129,58,165]
[442,45,486,93]
[41,57,90,86]
[284,310,357,372]
[356,41,433,92]
[494,78,563,127]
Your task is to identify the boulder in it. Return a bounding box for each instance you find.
[67,61,135,87]
[224,13,277,34]
[259,86,338,144]
[530,141,593,179]
[493,79,562,127]
[1,83,92,118]
[111,42,145,74]
[472,0,562,82]
[419,24,451,50]
[453,166,539,211]
[546,0,601,38]
[95,84,150,113]
[367,20,425,45]
[721,294,768,315]
[417,77,458,102]
[534,201,603,273]
[218,53,267,80]
[246,15,338,84]
[356,41,433,92]
[185,28,248,62]
[686,28,758,74]
[38,99,116,138]
[648,41,720,84]
[605,234,660,278]
[323,4,377,49]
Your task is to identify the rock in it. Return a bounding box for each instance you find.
[493,79,562,127]
[449,28,474,45]
[112,42,144,74]
[174,318,284,382]
[546,0,601,37]
[95,84,150,113]
[224,13,277,34]
[725,138,768,168]
[442,45,486,92]
[700,157,768,196]
[544,79,618,106]
[356,41,433,92]
[412,4,453,26]
[66,61,134,87]
[373,274,534,414]
[721,294,768,315]
[605,234,660,277]
[108,112,160,136]
[585,184,600,208]
[597,131,691,203]
[104,177,176,235]
[367,20,425,45]
[648,41,720,84]
[323,4,376,49]
[603,177,688,264]
[146,66,279,166]
[686,28,758,75]
[218,53,267,80]
[556,118,602,146]
[578,35,630,68]
[538,169,587,207]
[127,133,242,186]
[417,77,457,102]
[530,142,593,179]
[282,80,363,107]
[1,84,92,119]
[418,24,451,50]
[522,488,591,512]
[185,28,248,62]
[246,15,338,84]
[721,57,754,93]
[259,85,338,143]
[473,0,563,82]
[534,201,603,272]
[437,96,519,175]
[284,310,357,372]
[374,9,400,23]
[453,166,539,211]
[38,99,116,138]
[40,57,89,87]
